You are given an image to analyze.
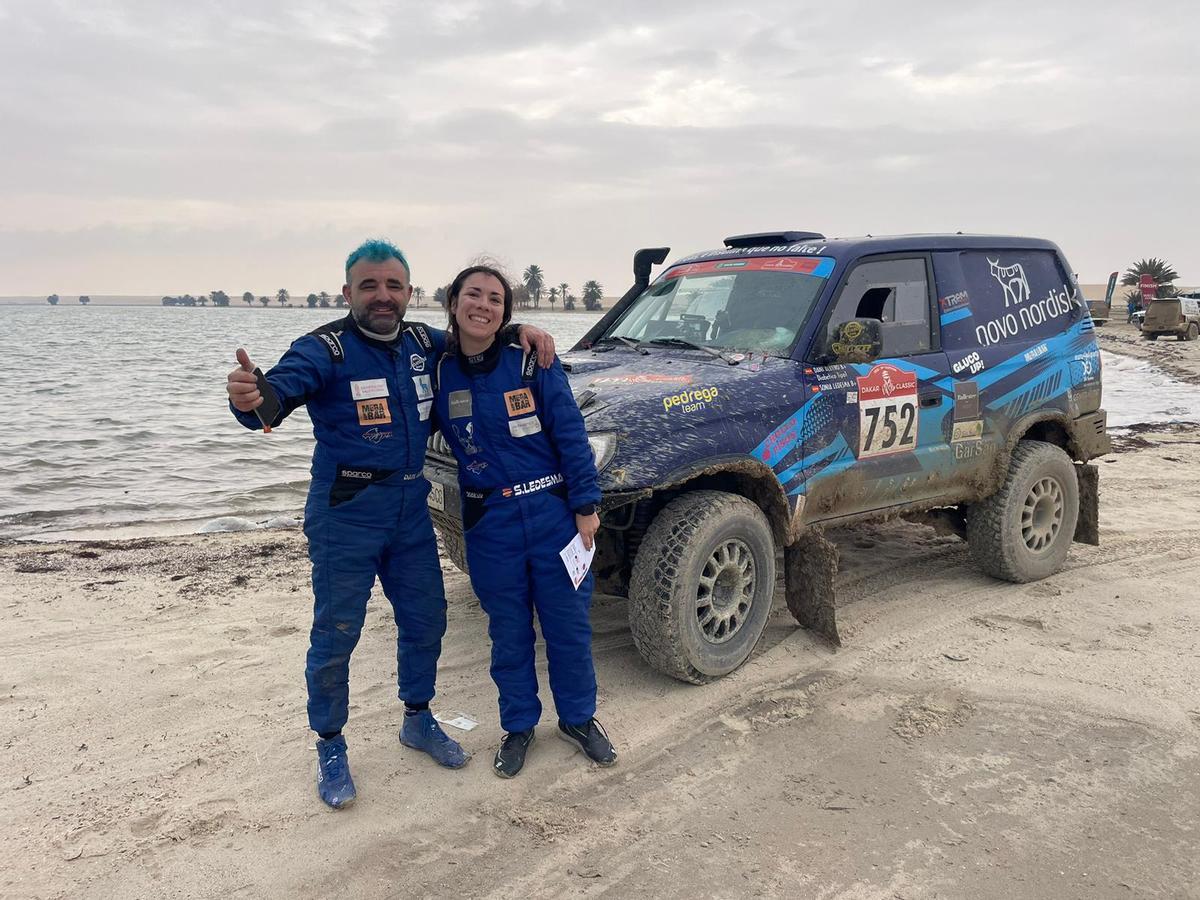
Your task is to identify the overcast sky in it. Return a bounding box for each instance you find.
[2,0,1197,297]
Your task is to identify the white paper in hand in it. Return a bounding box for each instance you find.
[559,532,596,590]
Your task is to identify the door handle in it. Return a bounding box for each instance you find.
[919,393,942,408]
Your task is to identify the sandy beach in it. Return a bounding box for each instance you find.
[3,323,1199,899]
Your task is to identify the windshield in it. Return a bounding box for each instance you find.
[604,256,834,354]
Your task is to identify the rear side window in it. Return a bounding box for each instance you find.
[822,257,932,358]
[937,250,1079,351]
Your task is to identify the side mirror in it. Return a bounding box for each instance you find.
[829,318,882,364]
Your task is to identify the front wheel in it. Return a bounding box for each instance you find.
[628,491,777,683]
[967,440,1079,583]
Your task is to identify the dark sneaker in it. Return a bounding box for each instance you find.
[493,728,535,779]
[315,735,356,809]
[400,710,470,769]
[557,717,617,767]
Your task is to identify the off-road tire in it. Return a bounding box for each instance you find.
[966,440,1079,583]
[628,491,776,683]
[1179,323,1198,342]
[1144,332,1158,341]
[431,512,469,574]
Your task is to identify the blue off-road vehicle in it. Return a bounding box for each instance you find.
[424,231,1110,683]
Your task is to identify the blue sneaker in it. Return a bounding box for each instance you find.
[315,735,356,809]
[399,710,470,769]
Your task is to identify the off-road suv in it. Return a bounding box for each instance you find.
[424,232,1110,683]
[1141,292,1200,341]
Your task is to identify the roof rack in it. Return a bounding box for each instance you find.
[723,231,825,248]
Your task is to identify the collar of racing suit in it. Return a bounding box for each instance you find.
[455,337,503,376]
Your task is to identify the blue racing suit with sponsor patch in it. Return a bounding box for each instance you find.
[231,314,446,736]
[433,341,602,732]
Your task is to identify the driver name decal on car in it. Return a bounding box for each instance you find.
[856,364,919,458]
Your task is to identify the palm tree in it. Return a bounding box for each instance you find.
[47,294,59,305]
[547,286,559,309]
[78,295,91,305]
[211,290,230,307]
[582,280,604,311]
[563,293,576,311]
[306,293,319,308]
[276,288,290,307]
[513,284,531,309]
[242,291,254,307]
[433,286,448,308]
[318,291,331,308]
[258,296,270,307]
[335,293,347,309]
[523,264,545,308]
[413,286,425,307]
[1121,258,1180,299]
[559,282,569,308]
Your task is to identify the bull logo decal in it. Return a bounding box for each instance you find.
[988,258,1030,308]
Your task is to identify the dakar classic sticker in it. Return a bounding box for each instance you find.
[856,364,918,459]
[504,388,536,417]
[357,398,392,426]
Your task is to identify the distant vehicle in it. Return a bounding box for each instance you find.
[1132,308,1146,329]
[1142,295,1200,341]
[425,231,1110,683]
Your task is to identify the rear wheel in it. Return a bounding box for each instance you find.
[628,491,776,683]
[967,440,1079,583]
[1180,323,1198,341]
[1144,332,1158,341]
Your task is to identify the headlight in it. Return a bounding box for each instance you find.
[588,432,617,471]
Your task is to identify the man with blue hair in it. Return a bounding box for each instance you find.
[226,238,557,809]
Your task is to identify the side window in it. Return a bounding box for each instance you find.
[825,258,931,357]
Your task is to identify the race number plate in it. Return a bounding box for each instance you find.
[856,363,919,458]
[427,481,445,511]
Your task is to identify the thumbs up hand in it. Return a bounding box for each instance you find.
[227,347,263,411]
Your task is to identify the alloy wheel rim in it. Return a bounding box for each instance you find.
[696,538,755,643]
[1021,475,1064,552]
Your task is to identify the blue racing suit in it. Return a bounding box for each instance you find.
[231,314,446,736]
[433,341,602,732]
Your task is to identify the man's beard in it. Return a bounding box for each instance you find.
[353,303,403,334]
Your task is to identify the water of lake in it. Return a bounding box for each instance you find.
[0,304,605,540]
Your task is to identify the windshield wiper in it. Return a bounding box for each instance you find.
[594,335,650,355]
[640,337,741,365]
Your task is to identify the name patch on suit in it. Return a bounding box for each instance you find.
[351,378,389,400]
[357,398,392,425]
[418,401,432,422]
[509,416,542,437]
[504,388,536,417]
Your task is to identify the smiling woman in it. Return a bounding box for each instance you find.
[435,264,616,778]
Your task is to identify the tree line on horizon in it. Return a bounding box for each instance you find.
[48,266,608,312]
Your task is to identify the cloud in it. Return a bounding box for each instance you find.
[1,0,1198,294]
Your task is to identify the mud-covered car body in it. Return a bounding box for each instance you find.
[425,232,1110,682]
[1141,295,1200,341]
